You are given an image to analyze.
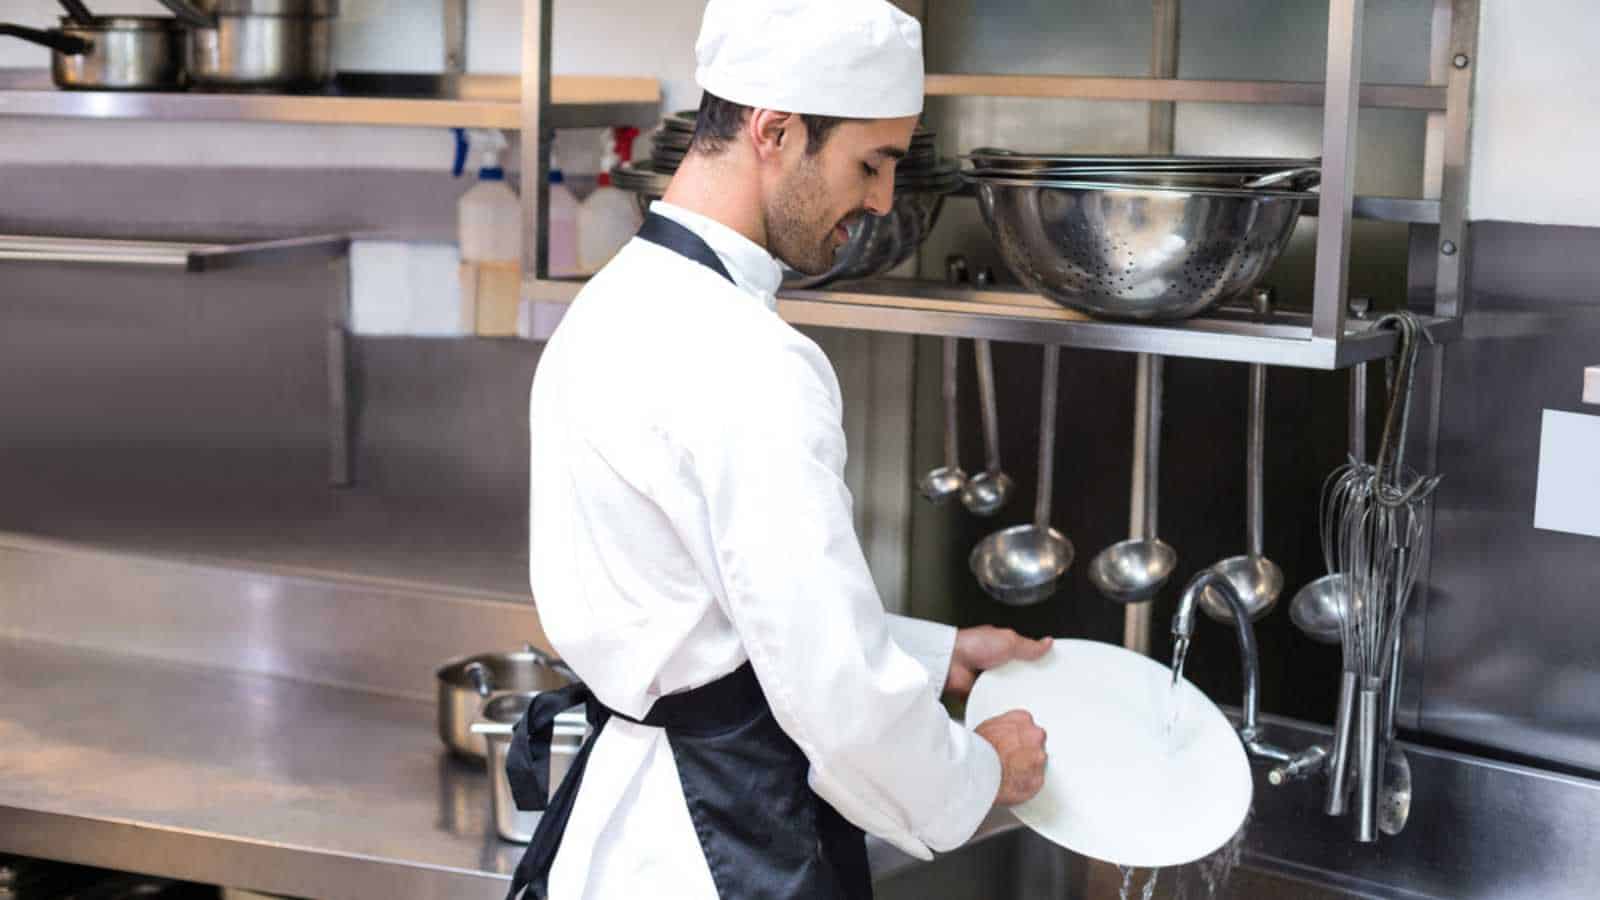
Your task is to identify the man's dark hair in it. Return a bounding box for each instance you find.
[690,92,845,157]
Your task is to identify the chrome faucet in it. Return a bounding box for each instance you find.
[1172,569,1318,774]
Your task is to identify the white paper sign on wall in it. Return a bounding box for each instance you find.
[1534,410,1600,539]
[1584,366,1599,406]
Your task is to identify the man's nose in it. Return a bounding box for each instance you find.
[864,178,895,217]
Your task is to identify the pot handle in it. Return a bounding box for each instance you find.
[57,0,96,27]
[153,0,215,28]
[463,661,495,698]
[522,642,580,683]
[0,24,91,55]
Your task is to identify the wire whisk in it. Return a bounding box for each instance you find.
[1323,311,1442,841]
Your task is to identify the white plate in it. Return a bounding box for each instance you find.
[964,638,1252,869]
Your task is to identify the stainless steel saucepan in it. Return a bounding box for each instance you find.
[0,15,186,91]
[436,643,577,760]
[156,0,338,92]
[473,694,589,844]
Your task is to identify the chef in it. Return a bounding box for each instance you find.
[510,1,1049,898]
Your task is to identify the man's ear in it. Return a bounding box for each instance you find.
[748,109,795,163]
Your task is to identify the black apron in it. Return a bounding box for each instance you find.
[503,213,872,900]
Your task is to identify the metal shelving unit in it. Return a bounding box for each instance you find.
[525,276,1459,369]
[0,70,659,130]
[517,0,1479,373]
[0,233,349,271]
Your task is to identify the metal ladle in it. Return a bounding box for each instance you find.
[961,267,1014,516]
[1292,298,1372,644]
[970,344,1074,606]
[1089,354,1177,604]
[1201,287,1285,623]
[919,335,967,504]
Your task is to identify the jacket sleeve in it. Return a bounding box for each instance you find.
[682,338,999,859]
[886,614,957,705]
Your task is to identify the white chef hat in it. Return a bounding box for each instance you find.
[695,0,925,120]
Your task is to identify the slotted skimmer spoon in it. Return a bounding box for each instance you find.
[970,344,1073,606]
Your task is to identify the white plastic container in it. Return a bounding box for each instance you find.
[457,129,524,336]
[579,178,639,275]
[457,131,522,266]
[547,170,580,278]
[579,127,643,275]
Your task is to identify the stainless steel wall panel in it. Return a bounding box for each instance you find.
[1176,0,1432,85]
[0,534,545,700]
[1422,220,1600,772]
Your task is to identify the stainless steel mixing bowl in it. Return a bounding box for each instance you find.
[788,177,956,288]
[971,176,1309,321]
[965,148,1317,173]
[612,161,957,289]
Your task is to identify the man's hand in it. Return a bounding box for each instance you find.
[944,626,1053,701]
[974,710,1048,807]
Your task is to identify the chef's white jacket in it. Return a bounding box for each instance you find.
[528,201,1001,899]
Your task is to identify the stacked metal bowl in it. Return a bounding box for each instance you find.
[963,149,1321,321]
[613,111,959,288]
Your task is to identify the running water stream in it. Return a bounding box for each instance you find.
[1108,641,1251,899]
[1166,636,1192,738]
[1113,813,1252,900]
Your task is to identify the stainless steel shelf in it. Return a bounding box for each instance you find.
[925,73,1446,110]
[0,70,660,130]
[525,277,1459,370]
[0,233,350,272]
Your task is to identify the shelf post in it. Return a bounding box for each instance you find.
[1434,0,1479,320]
[443,0,467,75]
[1311,0,1364,342]
[1124,0,1182,658]
[328,254,353,487]
[521,0,553,282]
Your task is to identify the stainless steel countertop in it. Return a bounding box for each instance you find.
[0,634,982,899]
[0,636,521,900]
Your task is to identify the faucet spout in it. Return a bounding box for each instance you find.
[1172,569,1340,784]
[1174,570,1262,742]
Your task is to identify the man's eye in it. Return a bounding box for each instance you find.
[863,163,879,177]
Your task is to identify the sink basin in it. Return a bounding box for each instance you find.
[873,823,1360,900]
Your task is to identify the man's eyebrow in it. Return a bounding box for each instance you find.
[875,145,908,161]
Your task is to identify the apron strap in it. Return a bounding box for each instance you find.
[502,665,766,900]
[504,680,592,812]
[635,212,736,286]
[506,686,610,900]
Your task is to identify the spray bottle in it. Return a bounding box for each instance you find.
[579,126,643,275]
[455,128,522,336]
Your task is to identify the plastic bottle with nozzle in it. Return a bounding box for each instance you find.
[455,128,523,336]
[579,126,643,276]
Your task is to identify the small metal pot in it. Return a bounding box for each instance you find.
[436,643,576,760]
[0,17,186,91]
[473,694,589,844]
[156,0,338,92]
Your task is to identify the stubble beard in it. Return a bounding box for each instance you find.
[766,154,847,276]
